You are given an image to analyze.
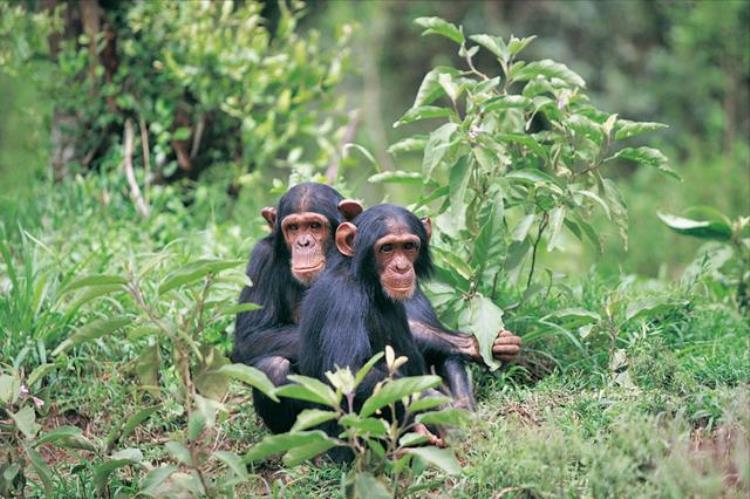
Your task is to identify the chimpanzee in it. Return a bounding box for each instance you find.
[298,204,442,451]
[231,183,362,433]
[232,184,520,431]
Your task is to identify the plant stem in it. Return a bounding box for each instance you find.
[525,212,549,293]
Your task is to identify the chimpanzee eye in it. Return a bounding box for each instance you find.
[310,222,322,230]
[380,244,394,253]
[288,224,298,231]
[404,242,418,251]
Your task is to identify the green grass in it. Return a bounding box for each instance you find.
[1,178,748,498]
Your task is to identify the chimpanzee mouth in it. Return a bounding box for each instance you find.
[293,261,324,273]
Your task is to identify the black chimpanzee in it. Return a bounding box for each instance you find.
[232,184,520,432]
[298,204,443,449]
[231,183,363,433]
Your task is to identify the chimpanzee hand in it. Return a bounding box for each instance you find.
[492,330,521,363]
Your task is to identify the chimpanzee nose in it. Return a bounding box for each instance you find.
[394,260,410,273]
[297,235,312,247]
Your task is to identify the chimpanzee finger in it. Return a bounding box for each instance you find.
[492,344,521,355]
[494,333,522,345]
[496,354,518,362]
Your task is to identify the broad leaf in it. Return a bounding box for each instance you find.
[415,17,464,44]
[388,136,428,155]
[244,430,334,463]
[395,106,454,127]
[408,395,452,413]
[360,375,442,417]
[612,147,680,180]
[290,409,338,432]
[469,34,508,61]
[511,59,585,87]
[158,258,243,295]
[211,451,247,480]
[368,171,424,185]
[60,274,128,295]
[658,207,733,241]
[11,406,39,438]
[350,472,392,499]
[339,414,389,437]
[217,363,278,402]
[465,295,504,370]
[52,316,132,356]
[614,120,668,141]
[415,407,471,427]
[422,122,459,179]
[406,446,462,475]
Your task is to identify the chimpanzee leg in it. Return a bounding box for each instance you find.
[436,357,475,411]
[252,356,300,434]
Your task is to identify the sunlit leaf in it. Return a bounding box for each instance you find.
[360,375,442,417]
[415,17,464,44]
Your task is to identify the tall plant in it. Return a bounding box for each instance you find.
[374,18,675,368]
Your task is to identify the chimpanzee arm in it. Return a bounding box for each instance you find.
[230,324,299,365]
[406,288,480,361]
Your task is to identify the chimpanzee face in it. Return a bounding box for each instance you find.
[373,224,421,301]
[280,212,330,285]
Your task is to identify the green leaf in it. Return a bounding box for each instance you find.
[441,155,471,236]
[414,17,464,44]
[187,411,207,442]
[507,35,537,56]
[11,406,39,438]
[25,446,53,496]
[27,363,54,388]
[415,407,471,427]
[412,66,461,108]
[512,214,536,242]
[290,409,338,432]
[406,446,461,475]
[408,395,452,413]
[543,308,601,327]
[611,147,679,180]
[395,106,454,127]
[511,59,585,87]
[60,274,128,295]
[368,171,424,185]
[388,136,427,155]
[211,450,247,480]
[244,430,334,463]
[353,351,385,388]
[614,120,668,141]
[343,143,378,167]
[339,414,389,437]
[217,302,262,315]
[626,298,688,322]
[497,134,548,161]
[217,363,278,402]
[423,122,459,179]
[657,207,733,241]
[469,34,508,61]
[165,441,192,465]
[52,316,132,356]
[283,437,339,466]
[134,342,160,397]
[483,95,531,112]
[140,465,177,495]
[95,449,143,495]
[350,472,392,499]
[465,295,504,370]
[0,374,20,405]
[35,425,83,446]
[399,432,429,447]
[158,258,243,295]
[602,179,629,246]
[360,375,442,417]
[66,284,127,312]
[546,206,566,252]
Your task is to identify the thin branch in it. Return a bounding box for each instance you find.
[326,109,360,183]
[138,114,151,188]
[122,118,150,218]
[525,212,549,292]
[190,114,205,159]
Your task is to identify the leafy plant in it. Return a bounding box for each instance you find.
[659,206,750,310]
[246,347,469,498]
[374,17,674,368]
[50,253,278,496]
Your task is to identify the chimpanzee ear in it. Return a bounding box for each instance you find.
[335,222,358,257]
[261,207,277,229]
[421,217,432,242]
[338,199,364,221]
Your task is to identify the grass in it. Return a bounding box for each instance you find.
[1,177,748,498]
